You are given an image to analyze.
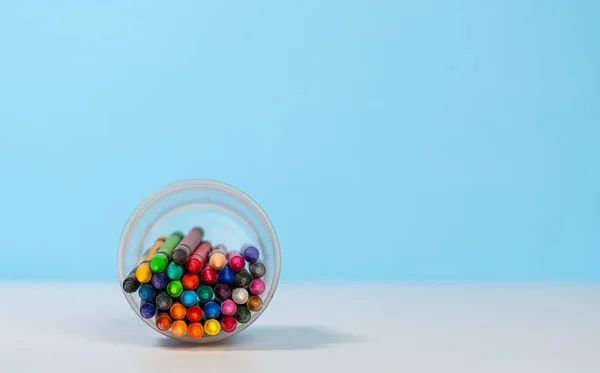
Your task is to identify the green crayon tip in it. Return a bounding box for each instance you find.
[167,280,183,297]
[150,254,168,273]
[196,285,214,303]
[173,230,185,239]
[166,262,183,280]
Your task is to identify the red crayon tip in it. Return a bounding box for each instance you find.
[200,267,218,285]
[186,257,203,274]
[186,305,203,323]
[220,316,237,333]
[182,274,200,290]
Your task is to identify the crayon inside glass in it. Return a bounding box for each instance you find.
[209,249,227,271]
[186,241,213,274]
[149,231,184,273]
[122,236,167,293]
[172,227,204,265]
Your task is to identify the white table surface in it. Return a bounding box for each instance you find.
[0,283,598,372]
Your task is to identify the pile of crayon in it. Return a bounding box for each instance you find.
[122,227,267,339]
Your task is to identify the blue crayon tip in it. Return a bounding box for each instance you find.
[218,267,235,285]
[181,290,198,307]
[138,284,156,301]
[151,273,168,290]
[204,301,221,319]
[140,301,156,319]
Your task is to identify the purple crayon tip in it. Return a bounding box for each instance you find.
[243,246,259,262]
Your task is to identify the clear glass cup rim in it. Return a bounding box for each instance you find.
[117,178,281,343]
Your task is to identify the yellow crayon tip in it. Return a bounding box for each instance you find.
[204,319,221,336]
[135,263,153,283]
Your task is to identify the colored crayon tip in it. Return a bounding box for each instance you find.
[197,285,214,303]
[182,274,200,290]
[186,305,203,323]
[232,288,249,305]
[150,254,168,273]
[140,301,157,319]
[172,248,189,265]
[235,270,253,288]
[170,302,187,320]
[220,316,237,333]
[181,290,198,307]
[135,263,153,283]
[218,267,235,285]
[249,262,266,279]
[243,246,260,262]
[166,262,183,280]
[214,284,231,301]
[186,257,203,274]
[247,295,264,312]
[138,284,156,301]
[156,292,173,311]
[204,302,220,319]
[171,320,187,337]
[156,313,173,331]
[167,280,183,297]
[249,279,266,295]
[122,277,141,293]
[209,252,227,271]
[200,268,218,285]
[228,255,246,272]
[172,230,185,239]
[204,319,221,336]
[221,299,237,316]
[188,322,205,339]
[151,273,168,290]
[235,306,251,324]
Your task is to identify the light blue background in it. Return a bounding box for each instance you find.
[0,1,598,281]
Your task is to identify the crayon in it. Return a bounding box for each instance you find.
[234,270,253,288]
[235,306,251,324]
[150,273,167,290]
[156,313,173,331]
[122,269,141,293]
[181,290,198,307]
[203,301,221,319]
[135,236,167,283]
[166,262,183,280]
[187,322,204,339]
[172,227,204,265]
[227,252,246,272]
[242,245,260,263]
[200,267,218,285]
[232,288,249,305]
[171,320,187,337]
[196,285,214,303]
[220,299,237,316]
[149,231,184,273]
[155,292,173,311]
[214,284,231,301]
[170,302,187,320]
[182,274,199,290]
[186,241,212,274]
[209,247,227,271]
[247,295,263,312]
[217,267,235,285]
[220,316,237,333]
[138,284,156,301]
[249,262,266,279]
[186,305,203,323]
[249,279,266,295]
[140,301,156,319]
[166,280,183,297]
[204,319,221,336]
